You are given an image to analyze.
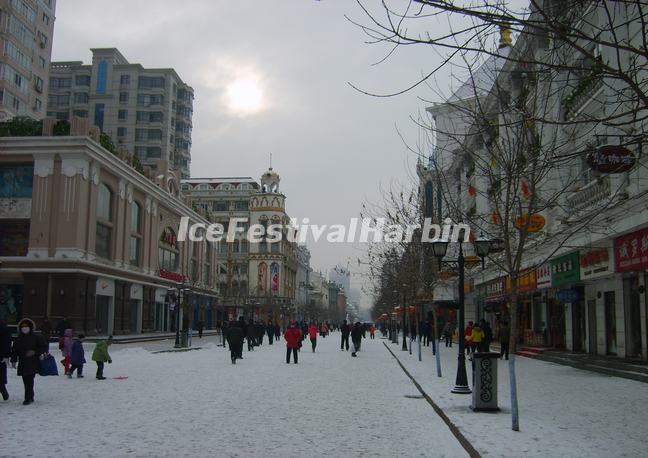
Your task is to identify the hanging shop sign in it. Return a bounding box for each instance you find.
[96,277,115,297]
[160,227,178,247]
[130,284,143,301]
[513,213,546,233]
[586,145,636,174]
[155,288,167,303]
[580,247,613,280]
[506,269,537,293]
[483,277,507,302]
[536,263,552,289]
[614,226,648,273]
[556,289,582,303]
[159,268,185,283]
[551,251,580,286]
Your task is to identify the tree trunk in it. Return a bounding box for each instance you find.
[508,291,520,431]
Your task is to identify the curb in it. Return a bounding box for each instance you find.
[383,342,481,458]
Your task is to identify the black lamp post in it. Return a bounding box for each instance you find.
[172,284,189,348]
[401,285,408,351]
[431,234,493,394]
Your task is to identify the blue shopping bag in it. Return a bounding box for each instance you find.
[38,354,59,376]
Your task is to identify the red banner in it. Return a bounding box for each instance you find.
[614,227,648,272]
[159,268,185,283]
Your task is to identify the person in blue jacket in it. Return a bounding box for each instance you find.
[68,334,86,378]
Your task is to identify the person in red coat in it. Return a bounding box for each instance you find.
[284,322,302,364]
[308,323,318,353]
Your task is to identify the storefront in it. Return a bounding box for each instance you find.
[580,246,615,355]
[129,283,143,334]
[551,251,582,351]
[614,226,648,360]
[154,288,170,332]
[96,277,115,336]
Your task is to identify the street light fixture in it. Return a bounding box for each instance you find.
[431,234,494,394]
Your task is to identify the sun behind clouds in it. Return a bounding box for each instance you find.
[225,76,264,116]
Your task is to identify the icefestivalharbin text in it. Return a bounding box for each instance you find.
[176,216,471,244]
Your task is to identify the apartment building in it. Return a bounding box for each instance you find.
[47,48,193,178]
[0,0,56,120]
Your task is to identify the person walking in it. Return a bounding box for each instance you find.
[226,322,244,364]
[10,318,47,405]
[369,324,376,340]
[267,323,274,345]
[56,316,71,338]
[197,320,204,339]
[274,322,281,342]
[340,320,351,351]
[308,323,318,352]
[499,321,510,360]
[0,319,11,401]
[91,335,113,380]
[470,323,485,354]
[246,319,255,351]
[62,328,73,375]
[351,322,363,357]
[464,321,474,355]
[284,322,302,364]
[442,322,454,347]
[68,334,86,378]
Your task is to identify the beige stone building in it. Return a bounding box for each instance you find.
[0,120,217,334]
[47,48,194,178]
[0,0,56,121]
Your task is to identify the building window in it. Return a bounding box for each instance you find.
[37,31,48,48]
[271,242,280,253]
[158,227,179,271]
[39,56,46,68]
[0,164,33,198]
[94,103,105,131]
[48,94,70,106]
[35,76,43,93]
[96,61,107,94]
[95,183,113,259]
[119,92,129,103]
[120,74,130,85]
[74,93,89,104]
[10,0,36,22]
[138,76,165,89]
[146,147,161,158]
[75,75,90,86]
[129,202,141,266]
[42,13,50,25]
[33,98,42,112]
[118,109,128,120]
[72,109,88,118]
[117,127,127,137]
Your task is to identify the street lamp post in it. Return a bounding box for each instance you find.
[431,235,493,395]
[172,283,189,348]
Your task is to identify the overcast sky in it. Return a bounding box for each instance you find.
[52,0,465,307]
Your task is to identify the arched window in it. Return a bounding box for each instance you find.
[95,183,113,259]
[129,202,142,266]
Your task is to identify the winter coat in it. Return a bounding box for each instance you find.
[63,328,73,357]
[464,325,473,344]
[470,327,484,344]
[70,339,86,365]
[483,323,493,344]
[284,326,302,349]
[91,340,112,362]
[0,322,11,359]
[56,319,70,337]
[308,325,318,340]
[369,325,376,334]
[499,325,510,343]
[226,326,244,346]
[341,324,351,337]
[11,325,47,376]
[351,324,363,342]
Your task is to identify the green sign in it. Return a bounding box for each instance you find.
[551,251,580,287]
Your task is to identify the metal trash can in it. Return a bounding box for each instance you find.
[471,352,500,411]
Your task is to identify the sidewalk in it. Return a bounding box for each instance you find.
[385,339,647,457]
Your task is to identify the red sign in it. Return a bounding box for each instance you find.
[160,228,177,247]
[614,227,648,272]
[159,268,185,283]
[587,145,636,173]
[580,248,609,268]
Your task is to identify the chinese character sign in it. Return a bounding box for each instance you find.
[614,227,648,272]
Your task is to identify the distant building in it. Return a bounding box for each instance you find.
[329,264,350,295]
[48,48,194,178]
[0,0,57,121]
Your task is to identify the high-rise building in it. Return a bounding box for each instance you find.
[0,0,56,121]
[47,48,194,178]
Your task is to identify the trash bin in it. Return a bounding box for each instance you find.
[471,352,500,411]
[180,330,188,347]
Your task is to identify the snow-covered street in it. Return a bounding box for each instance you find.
[2,334,468,458]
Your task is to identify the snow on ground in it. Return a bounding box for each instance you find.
[3,334,467,458]
[388,337,648,457]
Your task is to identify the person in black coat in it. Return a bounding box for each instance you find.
[340,320,351,351]
[351,322,363,357]
[225,322,244,364]
[11,318,47,405]
[0,320,12,401]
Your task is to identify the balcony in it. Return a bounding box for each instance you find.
[566,175,611,212]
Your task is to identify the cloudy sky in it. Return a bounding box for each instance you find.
[52,0,462,306]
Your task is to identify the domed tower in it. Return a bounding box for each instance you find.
[261,167,280,193]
